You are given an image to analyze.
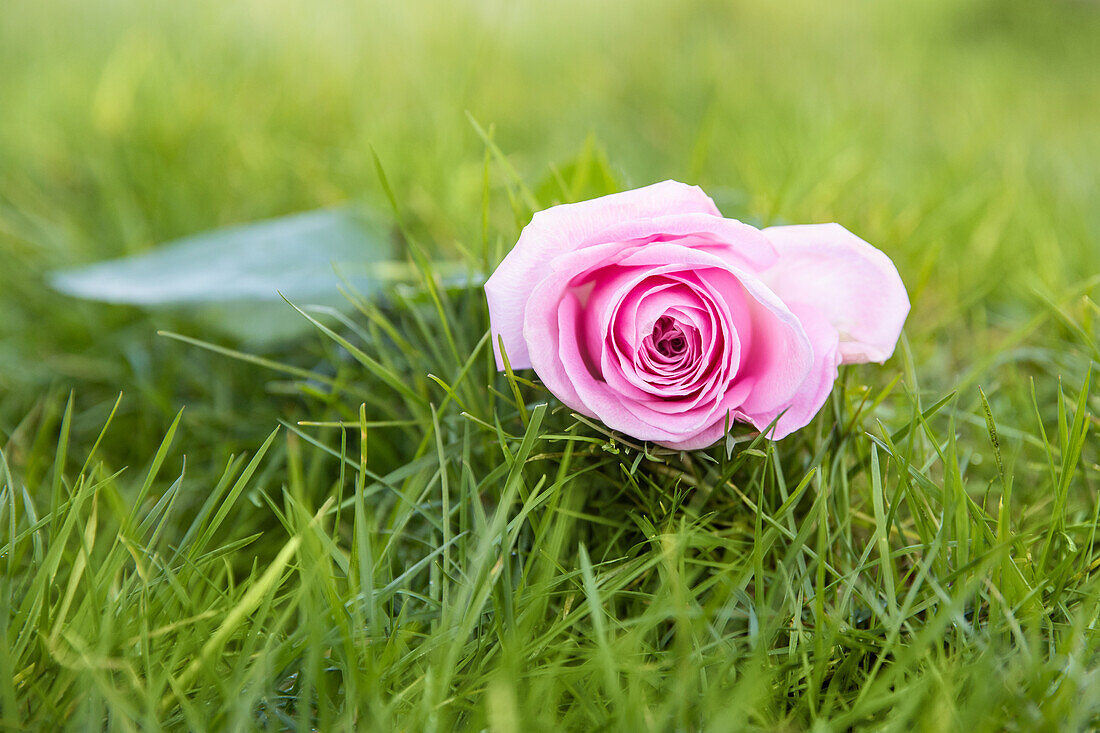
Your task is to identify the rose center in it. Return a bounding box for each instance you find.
[651,315,689,357]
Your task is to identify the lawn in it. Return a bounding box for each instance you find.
[1,0,1099,729]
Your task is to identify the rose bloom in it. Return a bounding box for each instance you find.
[484,181,909,450]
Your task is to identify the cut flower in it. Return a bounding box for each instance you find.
[485,181,909,449]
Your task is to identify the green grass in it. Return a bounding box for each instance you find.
[2,0,1099,729]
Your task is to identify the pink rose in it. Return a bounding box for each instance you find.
[484,181,909,450]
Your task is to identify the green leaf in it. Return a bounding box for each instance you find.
[50,207,408,342]
[52,207,398,305]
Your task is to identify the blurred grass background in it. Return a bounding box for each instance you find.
[3,0,1099,413]
[2,0,1098,433]
[1,0,1099,728]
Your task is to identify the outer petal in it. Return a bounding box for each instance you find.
[761,223,909,364]
[740,302,841,439]
[655,410,749,451]
[485,180,720,370]
[579,213,778,272]
[663,305,841,447]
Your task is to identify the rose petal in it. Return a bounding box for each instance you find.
[524,239,671,410]
[578,213,779,272]
[761,223,910,364]
[740,302,841,439]
[554,292,685,442]
[486,181,721,370]
[600,270,736,408]
[655,409,751,451]
[613,243,814,415]
[547,289,752,443]
[604,279,726,398]
[525,240,815,445]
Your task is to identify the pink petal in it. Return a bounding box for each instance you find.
[761,223,910,364]
[485,181,721,370]
[655,410,750,451]
[578,213,778,271]
[524,238,816,448]
[613,244,814,415]
[663,305,842,447]
[584,269,730,403]
[740,302,841,439]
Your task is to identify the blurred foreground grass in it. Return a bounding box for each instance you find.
[1,0,1099,729]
